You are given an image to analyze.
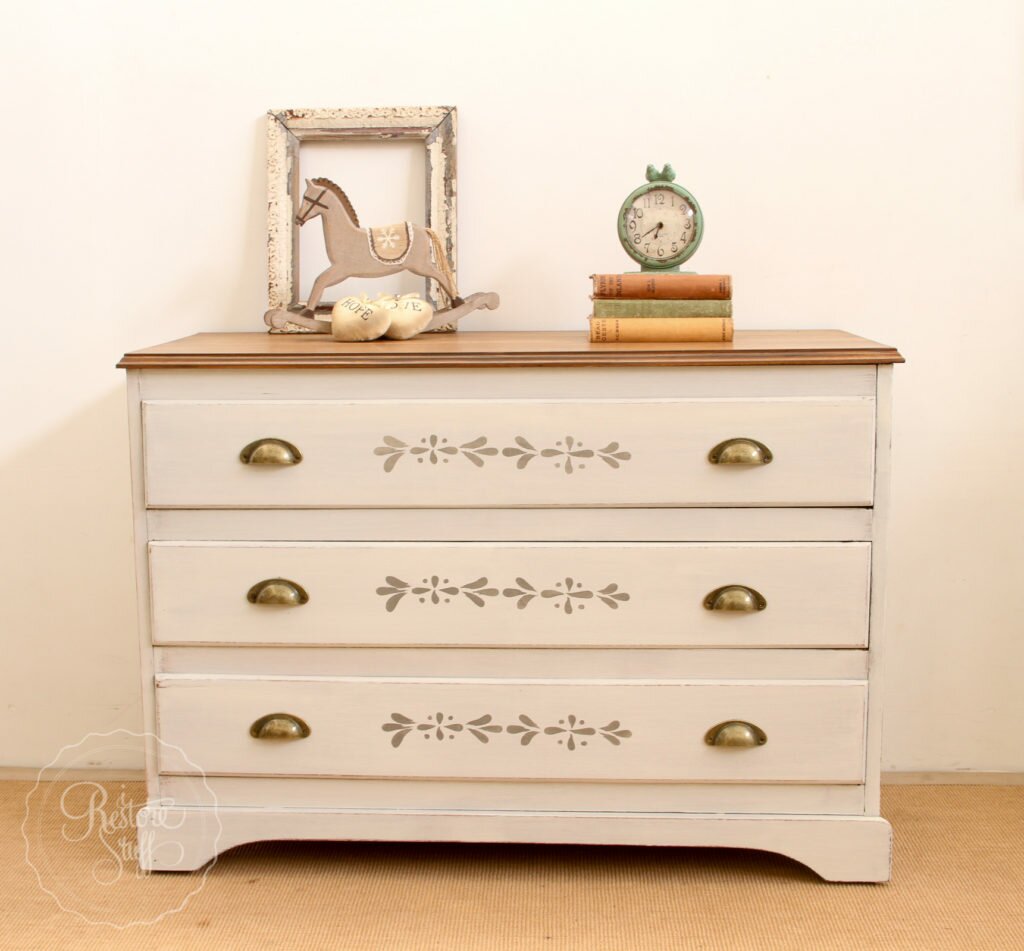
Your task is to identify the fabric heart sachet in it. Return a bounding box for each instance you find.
[330,293,435,341]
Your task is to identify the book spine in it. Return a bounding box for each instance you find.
[591,273,732,300]
[589,317,734,343]
[592,299,732,318]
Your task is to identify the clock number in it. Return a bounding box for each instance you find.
[654,192,665,205]
[671,242,678,253]
[635,208,644,219]
[633,234,641,245]
[643,197,651,209]
[657,247,664,257]
[627,219,636,232]
[644,244,650,253]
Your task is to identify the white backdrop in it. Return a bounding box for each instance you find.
[1,0,1022,770]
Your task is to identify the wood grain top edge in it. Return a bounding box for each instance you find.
[118,331,904,370]
[119,350,903,369]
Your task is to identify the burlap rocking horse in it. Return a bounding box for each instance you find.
[264,177,498,333]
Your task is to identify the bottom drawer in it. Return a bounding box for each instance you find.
[156,675,866,784]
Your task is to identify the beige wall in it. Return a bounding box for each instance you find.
[2,0,1022,770]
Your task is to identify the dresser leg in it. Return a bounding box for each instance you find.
[136,804,223,872]
[755,815,893,883]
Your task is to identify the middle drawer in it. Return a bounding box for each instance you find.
[149,542,870,648]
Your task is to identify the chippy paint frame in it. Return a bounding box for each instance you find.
[267,106,457,319]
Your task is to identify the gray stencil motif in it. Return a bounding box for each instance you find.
[382,713,633,750]
[376,576,630,614]
[374,435,631,474]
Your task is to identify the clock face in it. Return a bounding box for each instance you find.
[621,186,701,267]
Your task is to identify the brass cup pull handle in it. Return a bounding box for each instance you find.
[704,584,767,612]
[708,438,773,465]
[705,720,767,748]
[249,713,311,740]
[240,438,302,465]
[247,578,309,606]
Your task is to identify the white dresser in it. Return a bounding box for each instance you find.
[120,329,902,882]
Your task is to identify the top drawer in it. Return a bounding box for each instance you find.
[142,398,875,508]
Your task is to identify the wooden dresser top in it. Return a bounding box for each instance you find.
[118,330,903,370]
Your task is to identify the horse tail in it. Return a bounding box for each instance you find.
[425,228,458,305]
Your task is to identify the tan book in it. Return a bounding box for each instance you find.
[591,273,732,300]
[589,317,734,343]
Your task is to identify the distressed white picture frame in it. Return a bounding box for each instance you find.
[266,106,457,318]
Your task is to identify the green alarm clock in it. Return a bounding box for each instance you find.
[617,164,704,272]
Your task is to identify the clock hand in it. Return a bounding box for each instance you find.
[639,222,665,238]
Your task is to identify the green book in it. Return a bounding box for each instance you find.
[591,299,732,318]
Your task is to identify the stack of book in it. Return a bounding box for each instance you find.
[588,273,733,342]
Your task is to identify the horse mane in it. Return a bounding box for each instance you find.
[311,177,359,227]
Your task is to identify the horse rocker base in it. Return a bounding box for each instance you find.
[264,291,500,336]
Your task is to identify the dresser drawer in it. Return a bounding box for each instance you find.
[141,398,875,507]
[156,675,867,783]
[150,541,870,648]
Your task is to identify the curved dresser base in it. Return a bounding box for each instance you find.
[138,806,893,883]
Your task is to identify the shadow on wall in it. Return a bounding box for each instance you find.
[0,386,143,769]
